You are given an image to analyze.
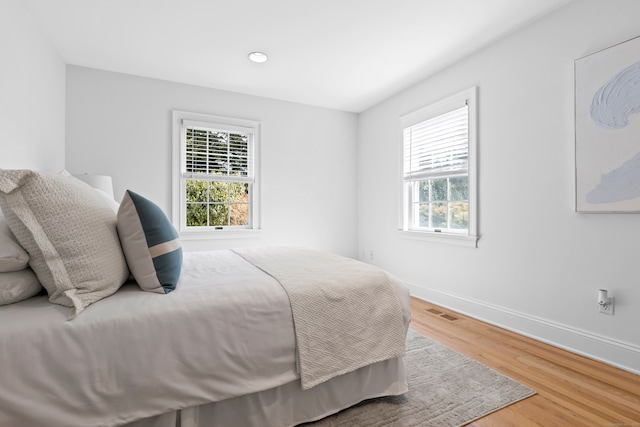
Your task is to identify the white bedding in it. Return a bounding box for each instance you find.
[1,250,296,427]
[0,249,410,427]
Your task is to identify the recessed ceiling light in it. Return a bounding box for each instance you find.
[248,52,268,63]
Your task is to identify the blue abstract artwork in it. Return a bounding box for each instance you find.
[576,35,640,212]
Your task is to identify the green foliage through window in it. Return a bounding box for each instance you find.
[415,176,468,230]
[186,180,249,227]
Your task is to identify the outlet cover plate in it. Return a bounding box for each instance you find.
[598,297,614,315]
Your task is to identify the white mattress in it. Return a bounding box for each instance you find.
[0,249,410,427]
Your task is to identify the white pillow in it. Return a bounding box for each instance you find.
[0,269,42,305]
[0,214,29,272]
[94,187,120,214]
[0,169,130,318]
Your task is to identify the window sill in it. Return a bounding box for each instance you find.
[179,228,262,241]
[397,230,478,248]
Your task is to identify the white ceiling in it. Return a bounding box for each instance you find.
[20,0,572,112]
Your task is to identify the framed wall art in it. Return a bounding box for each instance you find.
[575,35,640,212]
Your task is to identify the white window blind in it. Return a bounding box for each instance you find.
[403,104,468,181]
[182,119,254,183]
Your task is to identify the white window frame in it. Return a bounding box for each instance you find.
[398,87,478,247]
[172,110,261,240]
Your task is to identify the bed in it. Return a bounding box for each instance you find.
[0,170,410,427]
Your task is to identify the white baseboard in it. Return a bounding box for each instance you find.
[404,279,640,375]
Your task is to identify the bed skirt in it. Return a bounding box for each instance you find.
[126,356,407,427]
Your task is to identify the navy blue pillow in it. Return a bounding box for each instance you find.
[117,190,182,293]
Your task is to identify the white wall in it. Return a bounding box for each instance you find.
[65,66,358,256]
[0,0,65,171]
[357,0,640,374]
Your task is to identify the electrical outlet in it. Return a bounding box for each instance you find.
[598,297,614,315]
[369,250,374,260]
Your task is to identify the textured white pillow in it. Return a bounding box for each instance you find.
[0,170,129,318]
[0,214,29,272]
[0,269,42,305]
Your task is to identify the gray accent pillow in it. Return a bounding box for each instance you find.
[0,170,129,318]
[0,269,42,305]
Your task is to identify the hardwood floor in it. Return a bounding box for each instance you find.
[409,297,640,426]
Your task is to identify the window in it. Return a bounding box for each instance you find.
[172,111,260,237]
[400,88,478,246]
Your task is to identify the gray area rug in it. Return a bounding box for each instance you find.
[303,329,535,427]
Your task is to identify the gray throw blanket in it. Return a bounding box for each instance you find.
[233,247,407,390]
